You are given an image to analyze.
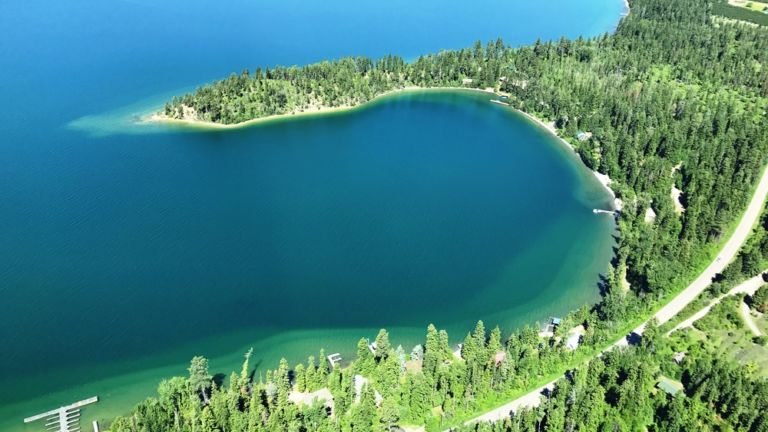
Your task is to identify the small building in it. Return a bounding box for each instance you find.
[576,131,593,142]
[539,317,563,337]
[462,78,474,85]
[657,377,685,396]
[494,351,507,366]
[673,352,686,364]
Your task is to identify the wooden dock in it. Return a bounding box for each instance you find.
[24,396,98,432]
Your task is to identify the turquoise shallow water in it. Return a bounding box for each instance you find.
[0,0,624,429]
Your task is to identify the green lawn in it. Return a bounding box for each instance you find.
[714,1,768,26]
[731,0,768,12]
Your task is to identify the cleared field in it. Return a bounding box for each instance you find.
[669,296,768,377]
[729,0,768,11]
[715,0,768,26]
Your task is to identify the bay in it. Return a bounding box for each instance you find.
[0,0,624,429]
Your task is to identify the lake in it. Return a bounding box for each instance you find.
[0,0,625,429]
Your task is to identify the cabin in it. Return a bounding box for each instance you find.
[462,78,474,85]
[673,352,686,364]
[539,317,562,337]
[576,131,593,142]
[657,377,685,396]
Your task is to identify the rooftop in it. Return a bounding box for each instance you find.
[657,377,684,396]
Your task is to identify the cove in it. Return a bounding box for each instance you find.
[1,90,615,430]
[0,0,625,429]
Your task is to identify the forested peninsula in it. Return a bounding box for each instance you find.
[115,0,768,430]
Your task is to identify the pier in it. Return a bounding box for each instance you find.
[592,209,615,215]
[24,396,98,432]
[327,353,343,368]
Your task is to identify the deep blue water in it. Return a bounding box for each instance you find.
[0,0,624,429]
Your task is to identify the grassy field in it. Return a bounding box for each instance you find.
[714,0,768,26]
[669,296,768,377]
[730,0,768,12]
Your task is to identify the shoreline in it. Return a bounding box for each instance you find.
[512,107,620,206]
[141,86,497,130]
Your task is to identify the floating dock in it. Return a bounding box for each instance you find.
[593,209,615,215]
[24,396,98,432]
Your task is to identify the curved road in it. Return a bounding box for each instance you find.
[465,165,768,426]
[669,271,766,334]
[649,166,768,327]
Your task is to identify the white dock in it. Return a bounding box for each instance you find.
[592,209,615,215]
[327,353,343,368]
[24,397,98,432]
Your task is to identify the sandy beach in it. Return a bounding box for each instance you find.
[141,86,496,130]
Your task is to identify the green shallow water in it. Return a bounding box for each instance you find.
[1,90,615,431]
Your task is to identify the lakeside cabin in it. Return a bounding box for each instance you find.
[576,131,593,141]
